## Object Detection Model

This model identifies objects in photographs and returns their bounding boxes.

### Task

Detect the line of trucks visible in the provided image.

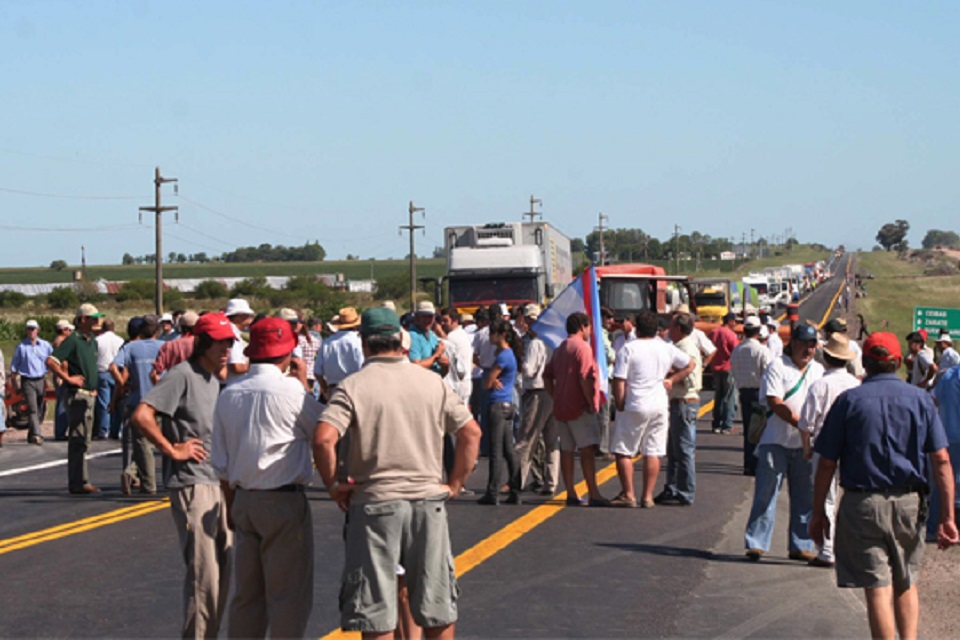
[443,218,835,339]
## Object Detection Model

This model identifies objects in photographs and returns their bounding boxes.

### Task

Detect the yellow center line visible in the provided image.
[0,499,169,556]
[321,402,715,640]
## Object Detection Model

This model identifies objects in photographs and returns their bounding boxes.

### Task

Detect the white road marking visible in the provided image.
[0,448,121,478]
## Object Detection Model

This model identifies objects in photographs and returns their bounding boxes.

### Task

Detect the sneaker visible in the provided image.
[610,494,637,508]
[504,492,522,505]
[788,550,817,562]
[808,556,835,568]
[477,493,499,506]
[539,487,556,496]
[587,497,611,507]
[654,491,679,505]
[712,427,722,434]
[745,549,763,561]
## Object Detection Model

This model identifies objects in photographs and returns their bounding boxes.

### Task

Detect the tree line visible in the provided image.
[120,241,326,265]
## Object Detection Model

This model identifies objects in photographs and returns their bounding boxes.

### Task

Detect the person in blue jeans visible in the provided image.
[929,365,960,541]
[478,319,523,506]
[744,324,824,561]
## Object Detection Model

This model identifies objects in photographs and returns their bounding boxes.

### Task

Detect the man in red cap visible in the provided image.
[131,312,236,638]
[211,317,323,638]
[812,332,958,639]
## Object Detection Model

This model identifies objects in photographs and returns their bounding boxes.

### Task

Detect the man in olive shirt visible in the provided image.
[315,308,481,636]
[47,303,104,494]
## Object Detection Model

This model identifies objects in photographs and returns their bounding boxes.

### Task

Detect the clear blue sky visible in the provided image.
[2,1,958,268]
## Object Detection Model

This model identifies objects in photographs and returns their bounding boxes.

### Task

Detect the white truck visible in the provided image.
[444,221,573,313]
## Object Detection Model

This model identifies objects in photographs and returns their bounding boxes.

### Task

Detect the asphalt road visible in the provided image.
[0,259,873,639]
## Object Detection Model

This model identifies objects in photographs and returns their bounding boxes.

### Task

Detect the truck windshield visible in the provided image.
[694,292,726,307]
[449,276,538,305]
[603,281,651,312]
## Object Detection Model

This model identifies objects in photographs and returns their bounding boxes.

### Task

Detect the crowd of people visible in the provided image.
[2,291,960,640]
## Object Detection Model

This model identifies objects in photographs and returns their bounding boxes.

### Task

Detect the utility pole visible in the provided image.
[595,213,609,265]
[139,167,178,314]
[400,201,425,312]
[81,245,86,279]
[674,224,681,274]
[524,195,542,224]
[750,228,756,259]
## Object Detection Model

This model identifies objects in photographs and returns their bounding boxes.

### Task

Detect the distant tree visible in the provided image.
[47,286,78,309]
[876,220,910,251]
[922,229,960,250]
[346,254,359,261]
[194,280,228,300]
[121,253,135,265]
[432,246,446,259]
[49,260,68,271]
[570,238,586,254]
[176,253,188,264]
[191,252,210,264]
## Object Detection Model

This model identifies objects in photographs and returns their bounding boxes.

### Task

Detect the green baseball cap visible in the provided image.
[361,307,401,336]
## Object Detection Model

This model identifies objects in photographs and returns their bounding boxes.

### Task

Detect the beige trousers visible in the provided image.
[170,484,233,639]
[517,389,560,492]
[227,489,314,638]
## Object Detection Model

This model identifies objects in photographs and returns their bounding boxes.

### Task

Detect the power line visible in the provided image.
[177,223,238,248]
[0,185,144,200]
[177,194,307,242]
[0,223,145,233]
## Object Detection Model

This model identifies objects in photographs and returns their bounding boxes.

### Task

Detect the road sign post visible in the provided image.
[914,306,960,340]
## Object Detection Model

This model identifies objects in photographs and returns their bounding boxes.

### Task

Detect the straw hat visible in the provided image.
[823,333,856,361]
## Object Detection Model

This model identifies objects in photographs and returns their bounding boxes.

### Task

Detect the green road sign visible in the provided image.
[914,306,960,340]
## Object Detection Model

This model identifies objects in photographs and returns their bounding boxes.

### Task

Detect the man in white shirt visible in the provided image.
[515,305,559,494]
[907,331,937,389]
[655,313,703,506]
[936,333,959,377]
[610,310,694,508]
[744,324,824,561]
[798,333,859,568]
[314,307,364,402]
[94,319,125,439]
[438,308,474,407]
[211,317,323,637]
[730,316,773,476]
[766,317,785,359]
[224,298,254,381]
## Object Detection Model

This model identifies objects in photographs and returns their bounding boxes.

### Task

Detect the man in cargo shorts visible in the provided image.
[314,307,481,636]
[812,332,959,639]
[543,312,609,507]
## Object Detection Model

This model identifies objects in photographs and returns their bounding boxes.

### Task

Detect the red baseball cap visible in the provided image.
[244,317,297,360]
[193,312,236,341]
[863,331,902,361]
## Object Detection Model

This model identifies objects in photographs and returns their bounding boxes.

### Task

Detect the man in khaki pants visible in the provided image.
[212,317,323,638]
[132,312,236,638]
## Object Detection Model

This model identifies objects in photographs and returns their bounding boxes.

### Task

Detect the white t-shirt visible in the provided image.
[613,338,691,412]
[758,355,824,449]
[692,328,717,358]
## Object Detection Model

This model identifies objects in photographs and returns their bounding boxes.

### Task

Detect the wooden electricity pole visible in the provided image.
[139,167,178,314]
[400,201,425,312]
[524,195,542,223]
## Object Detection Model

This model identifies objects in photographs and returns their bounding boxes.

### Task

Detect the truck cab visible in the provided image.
[594,264,692,320]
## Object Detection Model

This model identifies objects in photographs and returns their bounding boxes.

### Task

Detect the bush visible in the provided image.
[116,279,154,302]
[0,290,28,308]
[47,286,79,309]
[230,277,269,299]
[194,280,228,300]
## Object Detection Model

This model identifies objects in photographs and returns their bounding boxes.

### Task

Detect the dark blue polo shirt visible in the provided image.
[815,373,948,490]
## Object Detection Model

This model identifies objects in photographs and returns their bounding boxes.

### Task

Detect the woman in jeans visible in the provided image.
[478,318,524,505]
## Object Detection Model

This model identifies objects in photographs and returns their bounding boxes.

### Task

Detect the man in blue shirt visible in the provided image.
[929,362,960,541]
[113,315,165,494]
[11,319,53,445]
[408,301,449,376]
[812,332,958,640]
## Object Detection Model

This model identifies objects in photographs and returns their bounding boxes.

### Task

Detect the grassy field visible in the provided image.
[0,258,447,285]
[855,251,960,346]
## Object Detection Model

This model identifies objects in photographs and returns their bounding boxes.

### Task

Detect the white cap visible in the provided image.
[759,326,770,339]
[744,316,761,329]
[416,301,436,315]
[939,334,953,344]
[278,307,299,322]
[380,300,397,312]
[25,319,39,329]
[766,317,779,329]
[225,298,254,317]
[160,313,174,323]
